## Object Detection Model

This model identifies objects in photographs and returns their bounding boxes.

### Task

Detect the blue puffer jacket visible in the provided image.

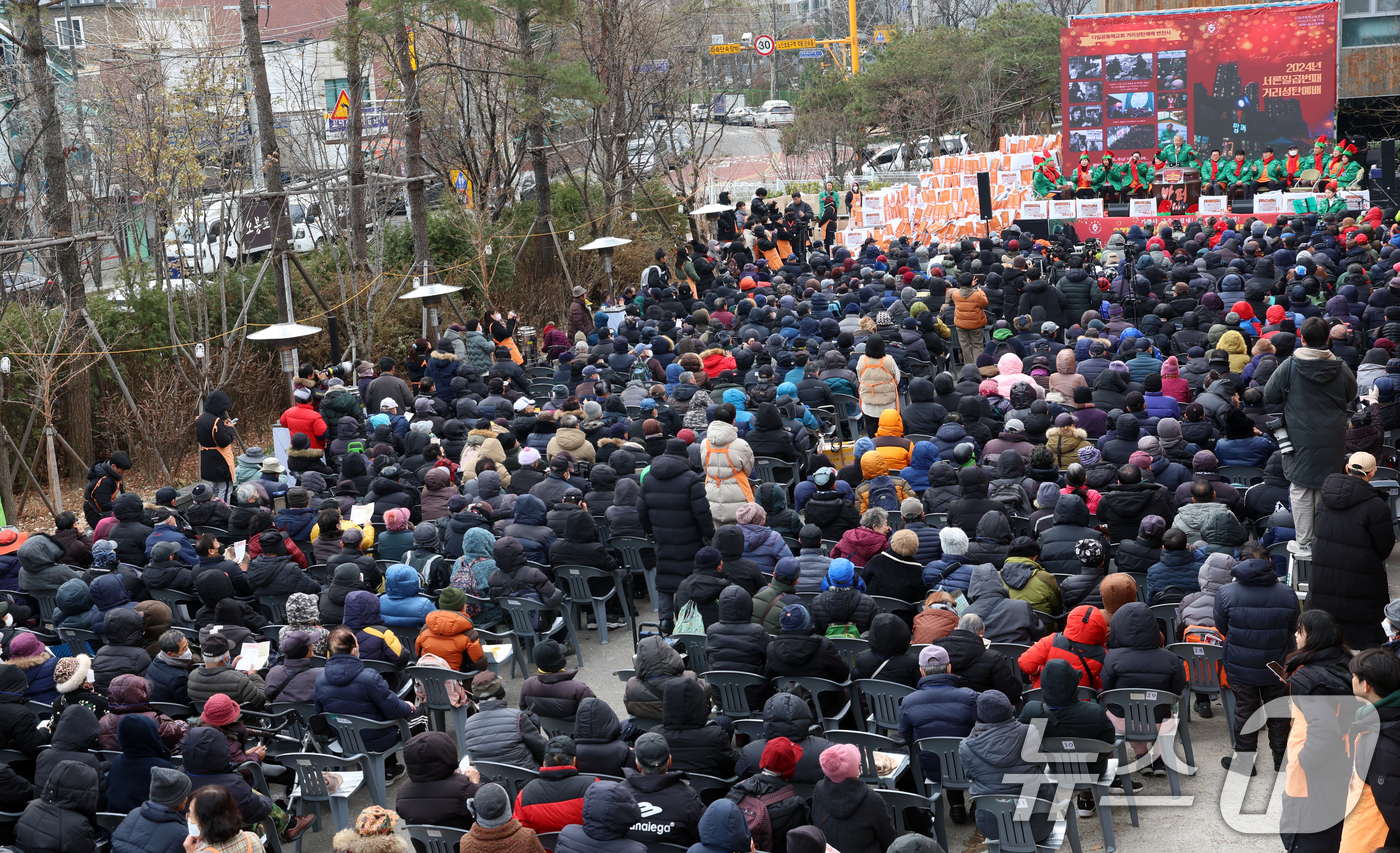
[312,653,415,751]
[738,523,791,572]
[341,591,411,667]
[378,564,435,627]
[923,555,974,594]
[900,441,941,491]
[898,673,978,782]
[112,801,187,853]
[902,521,943,566]
[1213,435,1277,468]
[87,574,136,642]
[555,781,646,853]
[1213,558,1300,686]
[274,506,318,547]
[1144,549,1202,603]
[685,800,752,853]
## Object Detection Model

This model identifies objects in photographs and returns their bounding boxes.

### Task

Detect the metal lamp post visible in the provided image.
[398,282,463,344]
[689,202,731,243]
[247,321,322,404]
[578,236,632,300]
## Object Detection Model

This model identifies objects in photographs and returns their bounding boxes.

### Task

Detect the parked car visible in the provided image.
[729,106,756,127]
[754,103,795,128]
[689,103,710,121]
[0,272,54,306]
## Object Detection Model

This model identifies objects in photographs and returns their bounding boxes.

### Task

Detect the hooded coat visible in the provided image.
[657,678,739,776]
[33,704,104,797]
[379,563,436,626]
[1263,350,1356,489]
[97,673,183,750]
[14,759,98,853]
[91,608,151,692]
[1100,603,1187,696]
[1018,604,1108,688]
[902,378,948,436]
[1000,557,1062,616]
[1214,558,1300,686]
[637,448,714,595]
[625,636,704,721]
[1036,496,1107,575]
[701,422,755,526]
[180,726,270,825]
[1308,472,1395,648]
[811,775,897,853]
[853,613,919,686]
[18,534,80,593]
[964,566,1036,644]
[964,511,1012,569]
[706,586,770,676]
[573,698,632,778]
[395,730,479,830]
[736,690,840,786]
[555,782,646,853]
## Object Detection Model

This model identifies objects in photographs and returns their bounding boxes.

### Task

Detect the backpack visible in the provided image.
[825,622,861,639]
[735,787,797,852]
[864,476,900,512]
[450,557,488,618]
[988,478,1030,513]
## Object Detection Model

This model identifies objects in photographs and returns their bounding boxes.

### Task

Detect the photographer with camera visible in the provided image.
[1262,316,1356,560]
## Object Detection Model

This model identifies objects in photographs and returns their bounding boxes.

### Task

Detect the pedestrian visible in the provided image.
[1308,451,1396,649]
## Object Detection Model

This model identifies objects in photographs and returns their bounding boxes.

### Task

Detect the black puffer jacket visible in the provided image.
[1100,603,1186,696]
[706,586,771,674]
[1310,472,1397,649]
[810,584,878,635]
[852,613,920,687]
[555,781,646,853]
[91,608,151,692]
[764,631,851,716]
[902,378,948,436]
[1096,482,1173,543]
[964,510,1012,569]
[812,777,897,853]
[395,730,478,830]
[736,692,836,783]
[932,627,1023,701]
[33,705,104,798]
[636,448,713,595]
[14,759,98,853]
[654,678,738,776]
[1058,267,1096,321]
[573,697,632,778]
[1215,558,1300,686]
[246,551,320,596]
[1036,495,1106,575]
[108,493,153,566]
[192,567,265,629]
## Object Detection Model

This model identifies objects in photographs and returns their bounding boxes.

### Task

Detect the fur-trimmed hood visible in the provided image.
[330,830,411,853]
[9,649,52,670]
[56,653,91,693]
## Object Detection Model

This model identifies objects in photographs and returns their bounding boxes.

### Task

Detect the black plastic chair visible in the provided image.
[854,678,913,736]
[671,634,709,673]
[406,824,467,853]
[611,536,660,617]
[770,675,851,729]
[970,794,1070,853]
[701,670,767,718]
[913,735,970,852]
[684,772,737,804]
[1097,688,1192,798]
[1169,642,1236,749]
[501,596,583,668]
[148,588,202,629]
[258,594,290,625]
[473,760,540,798]
[827,729,910,788]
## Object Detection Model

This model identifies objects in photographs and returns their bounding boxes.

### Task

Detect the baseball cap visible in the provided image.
[918,645,950,669]
[1348,451,1378,477]
[545,735,576,757]
[634,732,671,768]
[812,467,837,487]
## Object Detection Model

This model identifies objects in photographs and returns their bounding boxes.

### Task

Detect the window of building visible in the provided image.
[324,78,371,111]
[56,17,83,47]
[1343,0,1400,47]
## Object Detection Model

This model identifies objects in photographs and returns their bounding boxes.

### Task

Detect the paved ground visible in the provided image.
[291,544,1400,853]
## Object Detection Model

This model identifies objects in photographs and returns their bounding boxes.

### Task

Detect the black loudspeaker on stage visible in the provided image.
[977,172,993,221]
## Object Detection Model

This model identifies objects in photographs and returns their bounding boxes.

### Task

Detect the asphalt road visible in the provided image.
[291,547,1393,853]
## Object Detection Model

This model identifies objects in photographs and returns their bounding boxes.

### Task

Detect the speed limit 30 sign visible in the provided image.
[754,34,775,55]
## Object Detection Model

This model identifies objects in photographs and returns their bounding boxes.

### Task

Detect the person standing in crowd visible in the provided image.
[1308,451,1396,649]
[1263,316,1355,557]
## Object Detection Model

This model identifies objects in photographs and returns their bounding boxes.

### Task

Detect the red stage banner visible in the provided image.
[1054,212,1286,239]
[1062,3,1338,160]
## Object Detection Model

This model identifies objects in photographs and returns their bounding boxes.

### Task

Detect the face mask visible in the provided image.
[1384,618,1395,638]
[187,821,201,838]
[2,614,11,627]
[176,648,193,661]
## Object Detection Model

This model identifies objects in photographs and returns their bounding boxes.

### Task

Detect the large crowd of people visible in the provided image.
[2,197,1400,853]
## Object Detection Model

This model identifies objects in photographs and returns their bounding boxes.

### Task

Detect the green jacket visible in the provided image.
[1116,161,1153,190]
[1158,143,1200,168]
[1033,168,1069,198]
[1335,161,1361,187]
[1320,196,1349,214]
[1259,158,1286,183]
[1090,163,1121,192]
[1001,557,1062,616]
[751,579,800,634]
[1225,160,1257,186]
[817,190,838,218]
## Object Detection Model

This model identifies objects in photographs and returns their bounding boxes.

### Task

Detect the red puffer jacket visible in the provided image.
[1017,604,1108,689]
[279,402,328,449]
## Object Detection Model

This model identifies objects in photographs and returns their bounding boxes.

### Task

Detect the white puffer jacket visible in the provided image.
[702,421,754,526]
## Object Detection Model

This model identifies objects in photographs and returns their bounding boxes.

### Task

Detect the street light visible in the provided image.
[578,236,632,299]
[398,281,462,343]
[689,202,731,242]
[247,321,321,403]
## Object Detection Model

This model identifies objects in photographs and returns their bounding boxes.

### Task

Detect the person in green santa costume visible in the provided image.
[1091,151,1123,201]
[1118,151,1153,198]
[1327,142,1361,190]
[1032,151,1073,199]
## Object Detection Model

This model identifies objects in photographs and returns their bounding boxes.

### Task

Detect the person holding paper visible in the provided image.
[1119,151,1153,198]
[1031,152,1072,199]
[185,632,266,711]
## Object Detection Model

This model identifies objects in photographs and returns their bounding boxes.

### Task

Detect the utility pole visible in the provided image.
[344,0,369,270]
[238,0,290,328]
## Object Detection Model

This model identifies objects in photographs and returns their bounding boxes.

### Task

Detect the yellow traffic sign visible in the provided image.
[874,29,889,44]
[776,38,816,50]
[709,43,742,55]
[329,89,351,120]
